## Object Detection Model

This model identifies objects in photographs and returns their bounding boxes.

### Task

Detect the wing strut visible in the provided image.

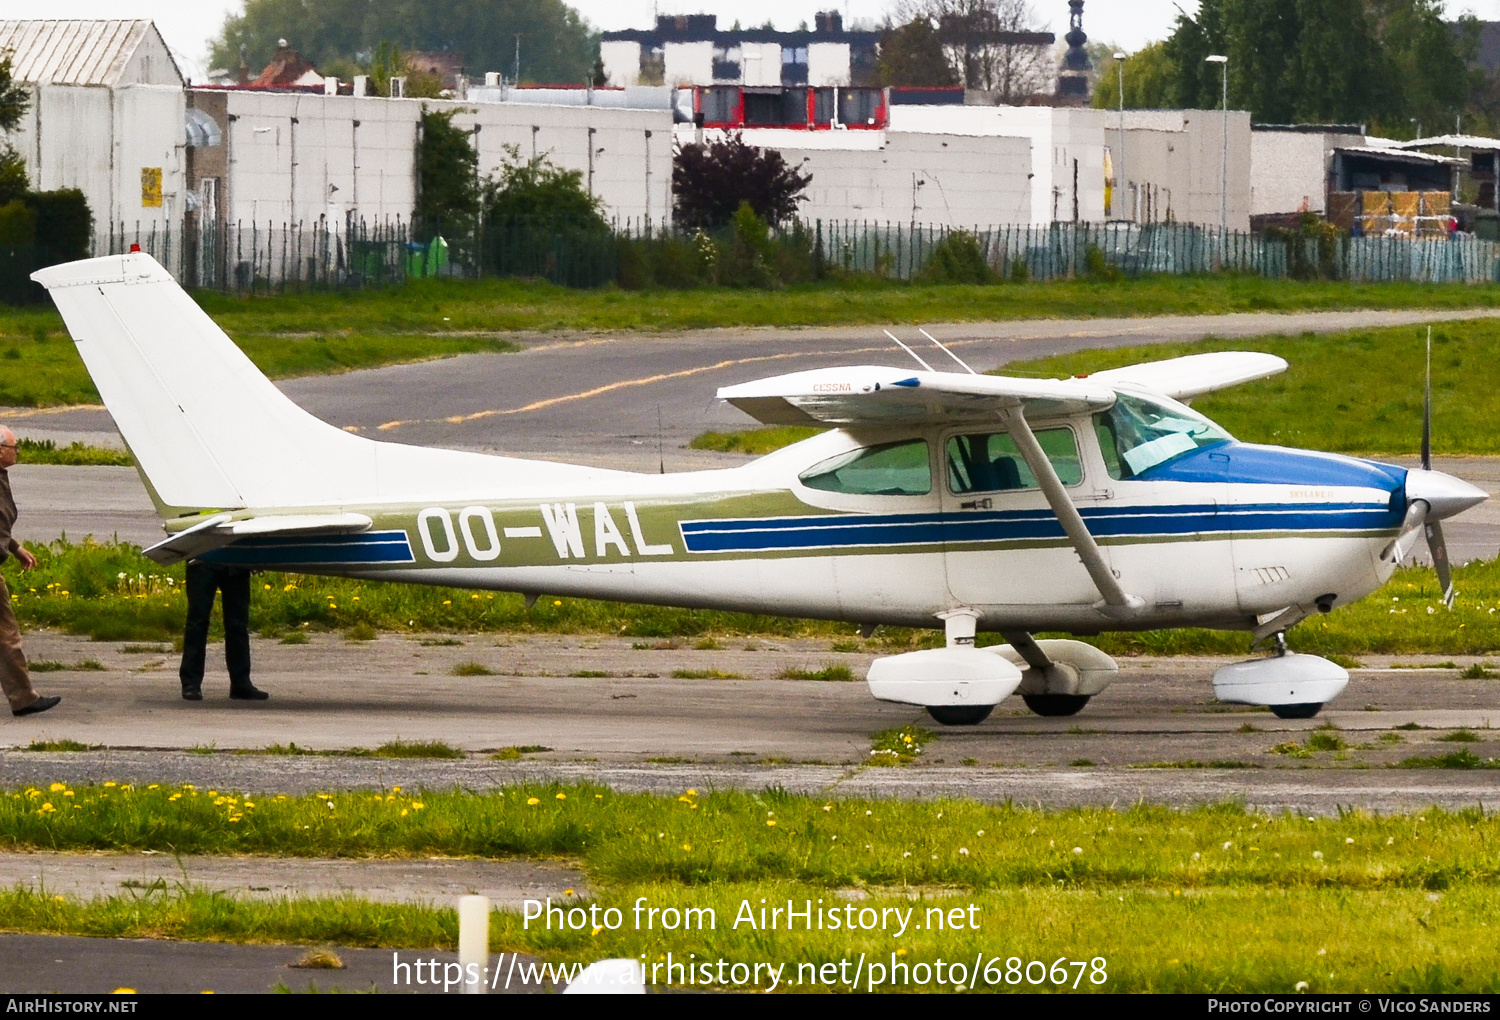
[999,405,1145,618]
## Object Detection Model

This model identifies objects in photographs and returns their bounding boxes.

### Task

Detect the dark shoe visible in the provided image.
[229,685,269,701]
[13,695,60,717]
[181,686,202,701]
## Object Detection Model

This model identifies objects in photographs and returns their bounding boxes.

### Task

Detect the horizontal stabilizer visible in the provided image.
[717,366,1116,426]
[1086,352,1287,402]
[144,512,373,566]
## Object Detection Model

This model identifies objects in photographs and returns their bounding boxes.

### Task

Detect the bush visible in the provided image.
[0,199,35,246]
[24,189,91,268]
[1263,213,1344,281]
[918,230,992,284]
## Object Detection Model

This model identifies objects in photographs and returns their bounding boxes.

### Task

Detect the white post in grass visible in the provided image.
[458,895,491,994]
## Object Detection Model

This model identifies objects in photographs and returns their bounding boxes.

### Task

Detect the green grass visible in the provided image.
[868,724,933,766]
[779,664,856,682]
[22,739,94,752]
[670,669,744,679]
[16,439,132,467]
[8,539,1500,655]
[690,426,825,456]
[450,662,496,676]
[1438,729,1483,743]
[1459,663,1496,679]
[370,740,464,759]
[0,311,517,407]
[3,785,1500,991]
[26,659,104,672]
[182,275,1500,335]
[1397,750,1500,769]
[1133,760,1263,769]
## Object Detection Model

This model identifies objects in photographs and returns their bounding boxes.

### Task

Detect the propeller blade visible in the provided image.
[1424,518,1454,608]
[1422,327,1432,472]
[1382,499,1428,563]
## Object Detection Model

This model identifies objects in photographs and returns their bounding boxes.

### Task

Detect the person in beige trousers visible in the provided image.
[0,427,59,717]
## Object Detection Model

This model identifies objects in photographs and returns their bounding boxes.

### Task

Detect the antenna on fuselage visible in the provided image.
[883,330,935,371]
[918,328,978,375]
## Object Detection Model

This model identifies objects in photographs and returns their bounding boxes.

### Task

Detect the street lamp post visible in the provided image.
[1115,51,1126,221]
[1206,54,1228,235]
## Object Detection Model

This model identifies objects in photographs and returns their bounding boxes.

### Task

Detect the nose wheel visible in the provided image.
[926,705,994,726]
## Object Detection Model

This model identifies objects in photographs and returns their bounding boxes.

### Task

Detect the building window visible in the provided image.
[782,45,808,85]
[712,45,741,81]
[640,45,665,85]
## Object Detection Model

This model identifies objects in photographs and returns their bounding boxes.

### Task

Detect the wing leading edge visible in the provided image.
[717,366,1117,426]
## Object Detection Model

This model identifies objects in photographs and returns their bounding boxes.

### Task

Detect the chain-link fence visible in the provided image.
[70,216,1500,296]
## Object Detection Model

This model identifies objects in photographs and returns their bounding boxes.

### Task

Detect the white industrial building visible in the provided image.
[186,89,674,229]
[0,20,187,234]
[1249,124,1368,217]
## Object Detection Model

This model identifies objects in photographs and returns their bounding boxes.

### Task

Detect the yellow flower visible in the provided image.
[527,797,540,806]
[39,803,54,813]
[168,793,181,801]
[685,789,697,796]
[48,783,64,792]
[555,793,566,801]
[243,802,255,809]
[63,791,73,798]
[682,844,692,851]
[443,600,451,605]
[411,802,424,810]
[553,600,562,606]
[147,784,159,790]
[766,820,777,827]
[103,781,116,788]
[392,786,401,793]
[401,809,409,817]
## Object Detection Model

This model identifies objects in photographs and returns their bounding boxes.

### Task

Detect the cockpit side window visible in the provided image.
[799,439,932,496]
[947,428,1082,494]
[1094,391,1232,479]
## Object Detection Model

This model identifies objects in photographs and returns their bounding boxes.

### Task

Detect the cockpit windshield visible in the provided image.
[1093,391,1232,479]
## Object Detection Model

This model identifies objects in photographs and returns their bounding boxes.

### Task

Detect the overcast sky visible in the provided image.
[26,0,1500,82]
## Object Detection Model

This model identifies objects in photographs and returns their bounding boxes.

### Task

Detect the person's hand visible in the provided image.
[15,546,36,571]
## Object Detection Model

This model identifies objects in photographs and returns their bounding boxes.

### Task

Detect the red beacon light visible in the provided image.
[129,244,141,253]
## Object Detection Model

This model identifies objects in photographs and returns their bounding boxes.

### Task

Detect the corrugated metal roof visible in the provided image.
[0,20,161,86]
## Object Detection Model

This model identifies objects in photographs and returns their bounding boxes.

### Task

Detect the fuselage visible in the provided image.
[199,399,1408,636]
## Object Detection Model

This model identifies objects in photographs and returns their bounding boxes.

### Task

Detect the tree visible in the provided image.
[1090,42,1176,110]
[673,136,811,229]
[877,18,959,87]
[415,108,479,233]
[0,54,31,207]
[483,146,605,226]
[1160,0,1468,130]
[897,0,1051,100]
[209,0,596,85]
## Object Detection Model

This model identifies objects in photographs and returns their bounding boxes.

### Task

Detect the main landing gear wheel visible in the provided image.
[1022,694,1091,717]
[925,705,995,726]
[1269,703,1324,720]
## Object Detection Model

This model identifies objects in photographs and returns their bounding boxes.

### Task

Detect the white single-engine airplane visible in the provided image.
[34,254,1488,724]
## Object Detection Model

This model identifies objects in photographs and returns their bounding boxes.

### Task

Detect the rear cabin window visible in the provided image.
[1094,391,1231,479]
[799,440,932,496]
[947,428,1082,494]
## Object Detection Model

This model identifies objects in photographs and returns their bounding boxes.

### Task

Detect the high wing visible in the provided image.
[1085,352,1288,402]
[717,366,1117,426]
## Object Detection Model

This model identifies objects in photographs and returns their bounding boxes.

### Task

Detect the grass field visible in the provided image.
[8,539,1500,654]
[694,319,1500,458]
[1,786,1497,992]
[0,273,1497,407]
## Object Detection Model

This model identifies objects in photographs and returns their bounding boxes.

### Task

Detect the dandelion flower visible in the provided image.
[1313,851,1324,859]
[556,793,566,800]
[766,820,777,827]
[527,797,540,806]
[1073,847,1083,854]
[48,783,64,792]
[959,848,969,855]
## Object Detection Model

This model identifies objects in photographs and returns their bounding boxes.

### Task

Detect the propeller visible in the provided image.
[1382,328,1485,608]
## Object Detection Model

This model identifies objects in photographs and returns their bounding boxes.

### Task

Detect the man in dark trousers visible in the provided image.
[180,559,267,701]
[0,427,59,717]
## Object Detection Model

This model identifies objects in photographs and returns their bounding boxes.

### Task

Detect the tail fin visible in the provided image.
[32,253,611,515]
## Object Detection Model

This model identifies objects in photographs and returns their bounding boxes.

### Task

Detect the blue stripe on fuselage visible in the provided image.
[201,530,415,567]
[679,501,1400,554]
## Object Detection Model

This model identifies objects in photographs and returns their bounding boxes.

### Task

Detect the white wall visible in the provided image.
[600,41,641,87]
[217,91,674,226]
[807,42,851,86]
[776,132,1033,227]
[1250,130,1362,216]
[664,41,712,86]
[741,44,782,87]
[9,82,184,233]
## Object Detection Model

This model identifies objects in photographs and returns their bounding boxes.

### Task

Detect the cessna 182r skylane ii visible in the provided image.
[34,253,1488,724]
